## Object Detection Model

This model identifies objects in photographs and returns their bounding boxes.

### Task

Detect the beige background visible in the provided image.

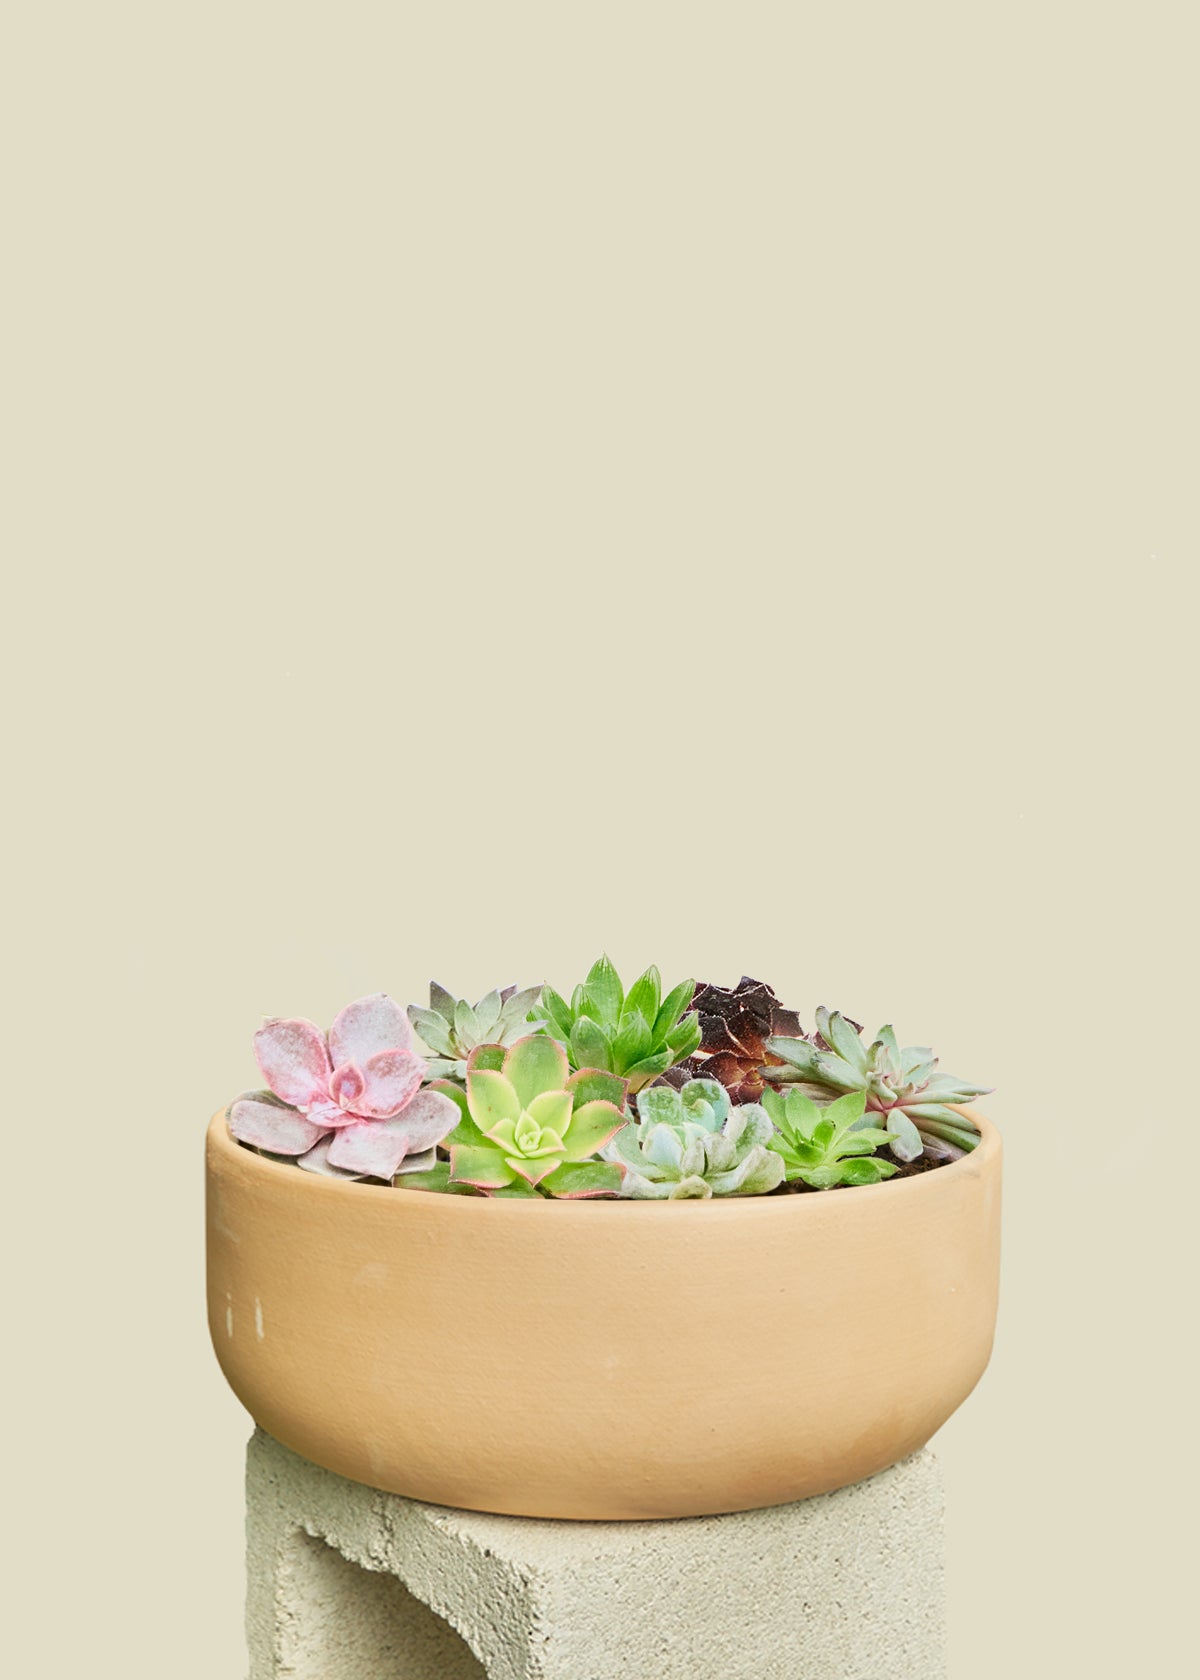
[4,4,1195,1676]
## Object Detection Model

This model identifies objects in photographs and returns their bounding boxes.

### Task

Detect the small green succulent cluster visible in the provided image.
[765,1008,990,1160]
[603,1078,784,1199]
[531,956,702,1092]
[761,1088,897,1188]
[407,983,545,1081]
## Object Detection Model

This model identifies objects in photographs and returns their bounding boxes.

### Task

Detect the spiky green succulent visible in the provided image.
[407,982,545,1081]
[762,1087,897,1189]
[603,1078,784,1198]
[435,1035,628,1198]
[764,1008,991,1160]
[531,955,702,1092]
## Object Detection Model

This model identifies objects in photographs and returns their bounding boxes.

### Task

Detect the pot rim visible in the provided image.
[207,1103,999,1214]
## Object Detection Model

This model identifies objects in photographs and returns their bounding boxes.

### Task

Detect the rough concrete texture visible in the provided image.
[246,1428,946,1679]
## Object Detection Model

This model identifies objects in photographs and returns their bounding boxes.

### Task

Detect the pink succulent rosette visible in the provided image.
[229,993,458,1179]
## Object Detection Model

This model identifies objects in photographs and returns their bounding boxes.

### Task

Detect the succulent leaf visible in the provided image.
[406,1006,456,1057]
[874,1023,901,1062]
[612,1008,653,1069]
[294,1134,365,1179]
[537,1160,626,1199]
[664,1014,703,1056]
[467,992,497,1040]
[539,985,574,1039]
[397,1160,481,1195]
[466,1069,522,1130]
[570,1016,613,1072]
[654,977,695,1037]
[525,1088,574,1138]
[623,966,661,1030]
[466,1043,507,1074]
[496,984,545,1036]
[505,1034,570,1108]
[453,998,480,1046]
[329,993,416,1066]
[584,954,625,1024]
[680,1077,730,1129]
[506,1152,561,1187]
[565,1067,629,1110]
[707,1146,786,1197]
[886,1109,925,1162]
[822,1011,871,1075]
[763,1036,821,1075]
[450,1143,518,1189]
[812,1052,866,1092]
[783,1087,821,1141]
[327,1098,458,1177]
[839,1157,899,1186]
[623,1049,674,1083]
[561,1099,626,1160]
[229,1097,326,1155]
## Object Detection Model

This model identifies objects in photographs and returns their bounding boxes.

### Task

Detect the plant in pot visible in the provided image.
[207,956,1001,1519]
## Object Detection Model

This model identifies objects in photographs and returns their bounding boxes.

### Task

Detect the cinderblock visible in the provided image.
[246,1429,945,1679]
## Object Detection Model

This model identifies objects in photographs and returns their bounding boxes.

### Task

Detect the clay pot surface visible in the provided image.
[206,1105,1001,1519]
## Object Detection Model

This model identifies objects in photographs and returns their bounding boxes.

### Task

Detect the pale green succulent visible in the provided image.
[764,1007,991,1160]
[435,1036,628,1198]
[762,1087,898,1189]
[603,1078,784,1199]
[407,982,545,1081]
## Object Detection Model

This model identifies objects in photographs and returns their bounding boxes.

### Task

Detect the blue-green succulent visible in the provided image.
[764,1009,991,1160]
[603,1078,784,1198]
[407,982,545,1081]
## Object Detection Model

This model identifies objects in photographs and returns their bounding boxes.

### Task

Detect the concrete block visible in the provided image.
[246,1428,945,1679]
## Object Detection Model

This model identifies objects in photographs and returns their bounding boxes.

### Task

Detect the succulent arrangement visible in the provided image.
[226,960,991,1199]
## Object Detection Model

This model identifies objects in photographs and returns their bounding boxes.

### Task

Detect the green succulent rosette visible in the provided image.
[531,955,702,1092]
[434,1035,628,1198]
[762,1087,898,1189]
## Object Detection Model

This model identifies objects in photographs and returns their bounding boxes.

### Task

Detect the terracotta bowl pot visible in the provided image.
[206,1105,1001,1520]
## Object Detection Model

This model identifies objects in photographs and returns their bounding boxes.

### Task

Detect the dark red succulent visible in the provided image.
[658,976,808,1104]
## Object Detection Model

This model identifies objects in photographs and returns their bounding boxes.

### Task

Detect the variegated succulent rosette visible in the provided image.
[226,959,992,1199]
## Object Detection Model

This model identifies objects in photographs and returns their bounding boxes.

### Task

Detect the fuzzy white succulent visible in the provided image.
[407,983,546,1081]
[603,1078,784,1199]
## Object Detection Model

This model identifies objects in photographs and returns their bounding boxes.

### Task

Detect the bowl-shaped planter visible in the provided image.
[206,1106,1001,1520]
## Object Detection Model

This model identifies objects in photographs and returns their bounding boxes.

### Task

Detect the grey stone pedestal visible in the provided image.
[246,1429,945,1679]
